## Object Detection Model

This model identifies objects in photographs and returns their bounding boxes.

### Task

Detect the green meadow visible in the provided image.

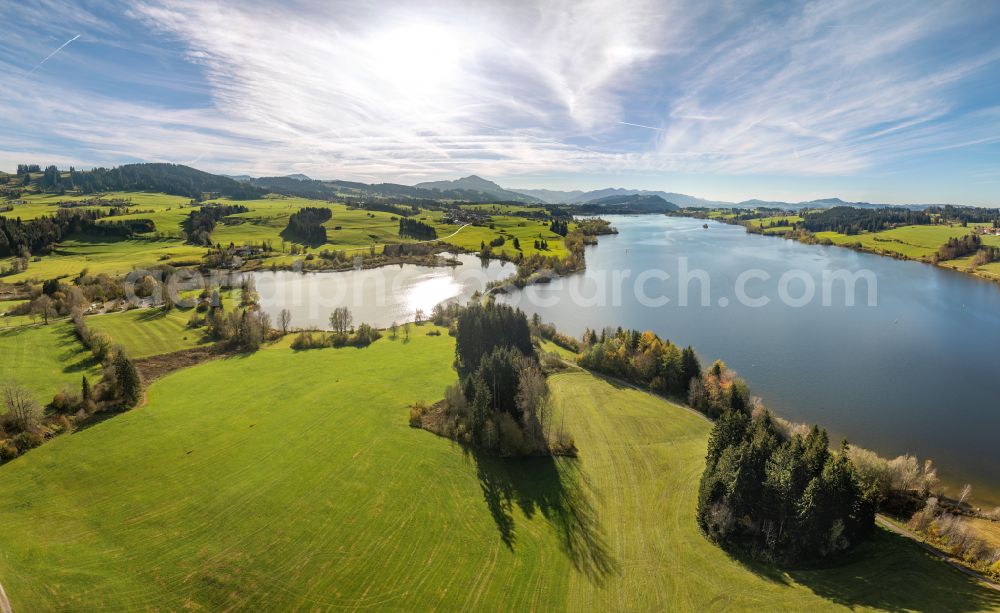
[2,236,206,283]
[0,329,996,610]
[85,307,207,359]
[2,192,572,283]
[84,291,239,359]
[0,322,101,402]
[746,214,803,235]
[815,225,988,260]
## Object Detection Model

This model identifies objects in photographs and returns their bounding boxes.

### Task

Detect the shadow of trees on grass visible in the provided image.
[55,324,100,374]
[471,451,620,586]
[729,529,1000,612]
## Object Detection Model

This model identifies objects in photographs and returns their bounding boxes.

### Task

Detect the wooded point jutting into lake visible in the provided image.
[2,1,1000,611]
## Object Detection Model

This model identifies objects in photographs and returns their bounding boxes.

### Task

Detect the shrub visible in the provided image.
[291,329,326,350]
[409,402,428,428]
[12,431,43,453]
[352,323,381,347]
[0,441,18,462]
[49,390,80,414]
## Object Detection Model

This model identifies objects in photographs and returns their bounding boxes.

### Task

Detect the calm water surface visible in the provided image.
[499,216,1000,506]
[253,254,514,329]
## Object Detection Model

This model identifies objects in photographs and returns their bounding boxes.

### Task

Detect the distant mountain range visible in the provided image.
[510,186,721,208]
[221,169,955,211]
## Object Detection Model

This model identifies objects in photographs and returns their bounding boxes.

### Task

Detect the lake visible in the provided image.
[254,254,515,330]
[498,215,1000,506]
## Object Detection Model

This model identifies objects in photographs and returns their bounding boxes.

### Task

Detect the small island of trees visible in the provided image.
[410,301,574,456]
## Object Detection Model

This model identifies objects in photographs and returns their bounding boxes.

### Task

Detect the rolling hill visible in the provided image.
[416,175,544,203]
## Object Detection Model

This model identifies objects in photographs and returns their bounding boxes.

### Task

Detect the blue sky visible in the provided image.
[2,0,999,205]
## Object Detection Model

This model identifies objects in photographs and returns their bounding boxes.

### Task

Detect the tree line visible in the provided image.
[800,206,931,235]
[570,324,879,563]
[934,233,993,262]
[14,162,265,200]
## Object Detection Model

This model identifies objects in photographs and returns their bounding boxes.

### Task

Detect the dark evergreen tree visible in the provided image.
[454,302,533,379]
[113,350,142,408]
[697,411,875,563]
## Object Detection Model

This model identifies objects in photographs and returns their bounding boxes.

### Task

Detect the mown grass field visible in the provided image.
[0,322,101,403]
[84,290,238,359]
[0,329,995,610]
[85,307,207,359]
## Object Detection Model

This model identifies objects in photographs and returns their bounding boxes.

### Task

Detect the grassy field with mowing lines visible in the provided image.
[84,290,239,359]
[85,307,208,359]
[0,330,996,610]
[0,322,101,403]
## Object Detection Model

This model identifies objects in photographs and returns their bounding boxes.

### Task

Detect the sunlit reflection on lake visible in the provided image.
[251,254,515,329]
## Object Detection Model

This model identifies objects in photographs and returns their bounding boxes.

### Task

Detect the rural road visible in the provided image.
[876,515,1000,592]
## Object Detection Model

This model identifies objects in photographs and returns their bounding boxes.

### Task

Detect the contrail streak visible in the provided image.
[618,121,664,132]
[29,34,81,74]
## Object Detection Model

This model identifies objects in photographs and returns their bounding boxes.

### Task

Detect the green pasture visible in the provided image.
[0,322,101,403]
[0,331,995,610]
[814,225,995,260]
[2,236,205,283]
[86,307,206,359]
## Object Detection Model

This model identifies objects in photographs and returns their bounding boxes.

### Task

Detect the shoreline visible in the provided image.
[693,212,1000,286]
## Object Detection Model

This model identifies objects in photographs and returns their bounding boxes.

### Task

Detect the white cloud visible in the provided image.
[652,0,1000,174]
[0,0,997,184]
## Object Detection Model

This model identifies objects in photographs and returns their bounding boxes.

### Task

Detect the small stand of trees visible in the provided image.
[412,302,573,456]
[578,328,701,399]
[934,233,992,262]
[549,219,569,236]
[398,218,437,240]
[281,207,332,246]
[290,307,381,349]
[697,405,876,563]
[184,204,250,245]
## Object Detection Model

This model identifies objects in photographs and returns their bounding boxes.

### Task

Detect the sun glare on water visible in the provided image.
[405,274,462,316]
